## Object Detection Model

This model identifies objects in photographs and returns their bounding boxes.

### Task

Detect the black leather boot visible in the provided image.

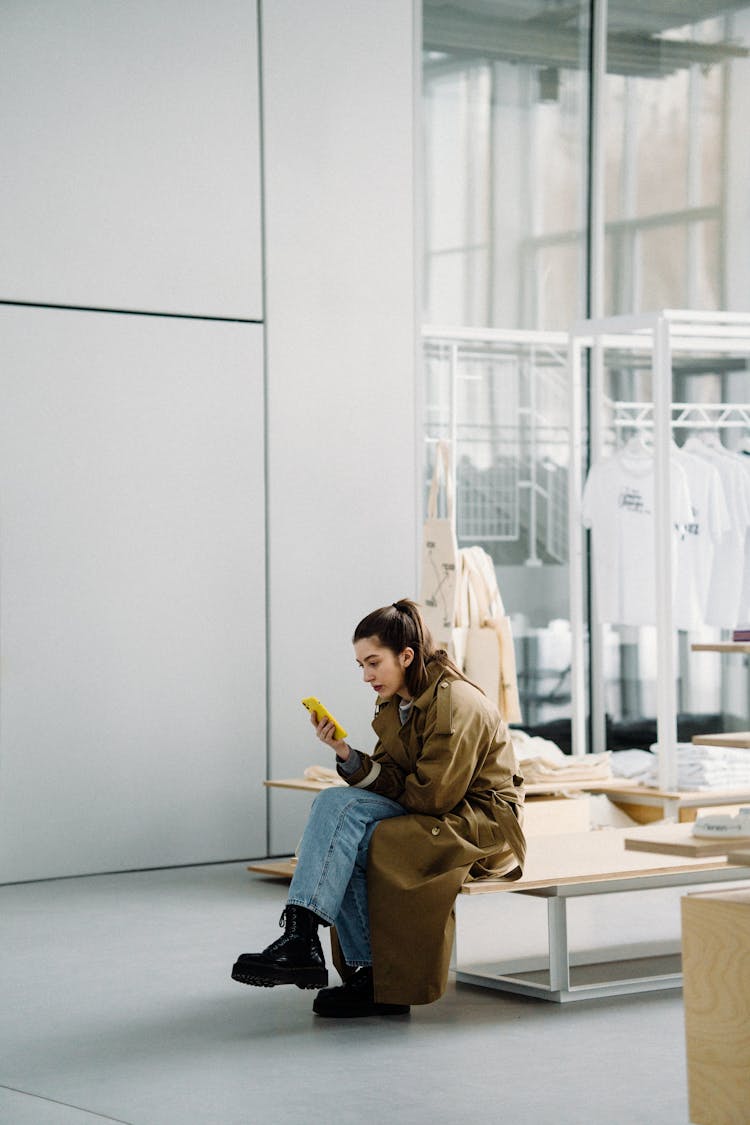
[231,905,328,990]
[313,967,410,1018]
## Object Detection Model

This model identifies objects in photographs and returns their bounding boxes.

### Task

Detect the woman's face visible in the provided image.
[354,635,414,701]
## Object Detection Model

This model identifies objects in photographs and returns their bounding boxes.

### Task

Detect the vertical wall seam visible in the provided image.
[414,0,425,593]
[256,0,272,858]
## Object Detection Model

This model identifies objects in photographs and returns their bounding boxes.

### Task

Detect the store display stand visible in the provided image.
[568,310,750,790]
[691,640,750,749]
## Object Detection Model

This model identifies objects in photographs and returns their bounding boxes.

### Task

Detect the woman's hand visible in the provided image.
[310,711,350,760]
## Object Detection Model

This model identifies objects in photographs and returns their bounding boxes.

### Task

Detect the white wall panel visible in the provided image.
[0,308,266,881]
[261,1,420,853]
[0,0,262,319]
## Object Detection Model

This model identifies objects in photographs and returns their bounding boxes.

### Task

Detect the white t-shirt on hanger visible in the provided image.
[582,449,693,627]
[728,450,750,628]
[683,436,750,627]
[671,446,730,629]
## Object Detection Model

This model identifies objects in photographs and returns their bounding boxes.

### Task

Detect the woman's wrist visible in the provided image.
[335,742,351,762]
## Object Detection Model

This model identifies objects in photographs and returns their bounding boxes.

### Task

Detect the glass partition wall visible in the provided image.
[423,1,590,331]
[423,0,750,746]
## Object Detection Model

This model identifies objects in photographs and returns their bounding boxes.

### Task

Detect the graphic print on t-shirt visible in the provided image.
[680,506,700,540]
[618,487,650,515]
[682,436,750,627]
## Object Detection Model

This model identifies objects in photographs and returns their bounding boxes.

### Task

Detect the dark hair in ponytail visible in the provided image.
[352,598,472,698]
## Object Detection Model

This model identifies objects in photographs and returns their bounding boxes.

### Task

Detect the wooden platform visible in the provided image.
[248,825,749,889]
[265,775,750,804]
[263,775,630,797]
[691,642,750,653]
[623,822,750,859]
[588,781,750,806]
[263,775,599,837]
[691,731,750,749]
[247,857,297,879]
[264,777,343,792]
[587,781,750,823]
[461,824,748,894]
[263,775,750,835]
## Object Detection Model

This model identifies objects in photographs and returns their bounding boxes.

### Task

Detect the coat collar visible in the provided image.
[373,658,449,721]
[412,658,450,710]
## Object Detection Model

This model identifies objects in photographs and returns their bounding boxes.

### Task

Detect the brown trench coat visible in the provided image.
[332,661,526,1006]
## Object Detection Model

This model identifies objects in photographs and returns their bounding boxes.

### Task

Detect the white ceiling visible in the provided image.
[424,1,750,77]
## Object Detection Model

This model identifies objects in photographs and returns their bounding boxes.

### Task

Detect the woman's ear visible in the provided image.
[401,647,414,668]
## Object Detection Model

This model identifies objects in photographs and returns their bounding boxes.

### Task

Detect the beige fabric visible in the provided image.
[518,752,612,785]
[453,545,522,722]
[302,764,346,786]
[510,730,613,784]
[420,441,460,652]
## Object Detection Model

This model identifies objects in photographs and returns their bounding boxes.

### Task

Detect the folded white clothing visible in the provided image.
[610,749,655,780]
[674,766,750,781]
[644,769,750,790]
[649,741,750,766]
[642,739,750,789]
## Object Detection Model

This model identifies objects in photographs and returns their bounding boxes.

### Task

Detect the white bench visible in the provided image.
[454,824,750,1003]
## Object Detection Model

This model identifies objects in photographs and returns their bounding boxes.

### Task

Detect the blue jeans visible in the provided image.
[286,786,407,967]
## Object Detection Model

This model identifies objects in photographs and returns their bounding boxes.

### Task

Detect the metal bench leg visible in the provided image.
[547,896,570,994]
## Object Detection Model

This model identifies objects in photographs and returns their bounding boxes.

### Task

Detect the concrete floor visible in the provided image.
[0,861,697,1125]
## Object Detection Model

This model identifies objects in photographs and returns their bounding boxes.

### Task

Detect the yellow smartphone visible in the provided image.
[301,696,348,741]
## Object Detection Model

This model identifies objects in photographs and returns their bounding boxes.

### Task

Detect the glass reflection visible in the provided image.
[423,0,590,330]
[422,1,750,744]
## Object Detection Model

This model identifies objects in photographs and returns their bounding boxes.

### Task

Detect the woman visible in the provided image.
[231,598,526,1018]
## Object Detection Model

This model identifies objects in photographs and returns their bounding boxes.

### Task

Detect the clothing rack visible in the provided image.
[610,401,750,431]
[568,310,750,790]
[422,326,568,563]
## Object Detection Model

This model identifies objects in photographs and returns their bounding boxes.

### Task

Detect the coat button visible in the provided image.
[431,826,440,836]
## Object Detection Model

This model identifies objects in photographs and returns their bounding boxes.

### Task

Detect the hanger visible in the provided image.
[621,431,653,458]
[695,428,724,451]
